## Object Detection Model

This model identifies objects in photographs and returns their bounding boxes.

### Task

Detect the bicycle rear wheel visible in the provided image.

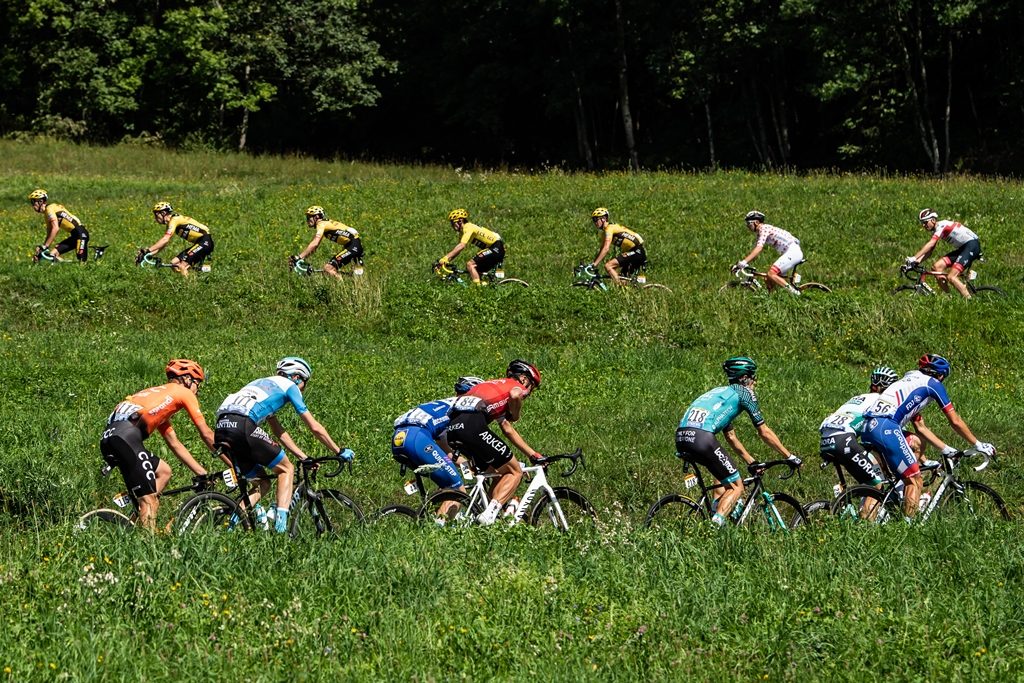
[892,285,926,295]
[643,494,708,531]
[76,508,134,532]
[372,504,421,527]
[529,487,597,531]
[290,489,364,538]
[829,486,900,524]
[969,285,1005,298]
[941,481,1010,520]
[745,492,807,531]
[173,492,240,533]
[497,278,529,288]
[640,283,673,292]
[419,489,477,527]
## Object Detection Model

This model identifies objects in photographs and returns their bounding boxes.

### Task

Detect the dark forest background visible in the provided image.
[3,0,1023,172]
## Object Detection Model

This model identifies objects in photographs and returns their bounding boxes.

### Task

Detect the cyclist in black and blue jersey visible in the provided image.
[676,357,801,527]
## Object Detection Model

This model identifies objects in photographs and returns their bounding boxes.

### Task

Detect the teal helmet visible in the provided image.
[722,356,758,383]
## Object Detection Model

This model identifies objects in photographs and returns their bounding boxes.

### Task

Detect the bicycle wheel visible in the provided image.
[529,487,597,531]
[641,283,673,293]
[419,489,477,527]
[969,285,1005,298]
[497,278,529,288]
[892,285,926,295]
[829,486,901,524]
[745,492,807,531]
[290,489,364,538]
[797,282,831,294]
[173,492,240,533]
[802,499,834,524]
[941,481,1011,520]
[372,504,421,527]
[643,494,708,531]
[76,508,134,532]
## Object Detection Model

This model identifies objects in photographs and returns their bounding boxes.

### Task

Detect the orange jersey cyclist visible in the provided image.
[906,209,982,299]
[138,201,214,277]
[437,208,505,285]
[588,207,646,284]
[291,205,365,278]
[733,210,803,295]
[99,360,219,531]
[27,189,91,262]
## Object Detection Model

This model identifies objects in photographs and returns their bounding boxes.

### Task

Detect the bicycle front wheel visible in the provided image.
[76,508,134,532]
[797,282,831,295]
[372,504,421,527]
[173,492,240,533]
[892,284,926,295]
[497,278,530,288]
[745,492,807,531]
[829,486,900,524]
[529,487,597,531]
[290,489,364,538]
[941,481,1010,520]
[643,494,708,531]
[641,283,673,292]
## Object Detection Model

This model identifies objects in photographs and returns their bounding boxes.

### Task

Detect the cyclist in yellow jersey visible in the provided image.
[138,202,215,278]
[437,208,505,284]
[290,206,365,278]
[28,189,91,262]
[588,207,646,284]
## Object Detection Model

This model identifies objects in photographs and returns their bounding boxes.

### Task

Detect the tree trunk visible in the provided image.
[704,100,717,170]
[613,0,639,171]
[943,37,953,173]
[238,64,250,152]
[895,6,940,171]
[565,25,594,170]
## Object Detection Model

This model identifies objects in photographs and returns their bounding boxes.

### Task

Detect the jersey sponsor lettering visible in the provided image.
[217,375,308,424]
[864,371,951,427]
[679,384,764,433]
[819,393,881,433]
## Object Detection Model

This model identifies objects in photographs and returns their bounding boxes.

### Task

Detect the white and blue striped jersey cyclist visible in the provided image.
[861,354,995,518]
[215,357,353,533]
[392,376,483,491]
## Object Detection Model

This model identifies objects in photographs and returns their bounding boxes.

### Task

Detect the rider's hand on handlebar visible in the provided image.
[748,461,767,475]
[338,447,355,463]
[974,441,996,457]
[786,454,803,468]
[941,444,958,457]
[731,260,748,275]
[136,248,148,265]
[904,256,919,268]
[528,452,544,463]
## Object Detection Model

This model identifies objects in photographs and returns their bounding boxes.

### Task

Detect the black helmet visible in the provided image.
[506,359,541,388]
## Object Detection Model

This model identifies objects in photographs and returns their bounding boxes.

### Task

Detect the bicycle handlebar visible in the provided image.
[535,448,584,478]
[756,459,801,480]
[299,454,353,478]
[949,447,992,473]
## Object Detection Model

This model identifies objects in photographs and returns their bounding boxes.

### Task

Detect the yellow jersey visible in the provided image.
[599,222,643,251]
[166,215,211,243]
[44,203,83,232]
[313,219,360,246]
[459,222,501,248]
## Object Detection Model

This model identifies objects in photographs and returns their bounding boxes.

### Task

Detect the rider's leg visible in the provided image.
[946,264,972,299]
[714,478,744,524]
[604,258,623,284]
[466,258,481,283]
[931,256,952,293]
[138,460,172,531]
[271,455,295,532]
[902,470,923,518]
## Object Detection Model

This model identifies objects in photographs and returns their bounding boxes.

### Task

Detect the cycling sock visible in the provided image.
[274,507,289,533]
[711,513,727,527]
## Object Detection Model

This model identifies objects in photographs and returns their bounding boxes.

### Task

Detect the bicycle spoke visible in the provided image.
[173,492,239,534]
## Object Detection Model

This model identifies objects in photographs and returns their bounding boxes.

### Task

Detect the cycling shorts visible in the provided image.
[614,245,648,276]
[55,225,90,261]
[214,414,285,478]
[176,234,214,266]
[819,429,884,486]
[770,243,803,276]
[391,426,462,489]
[445,409,512,471]
[940,238,981,273]
[329,238,365,269]
[860,418,920,480]
[675,427,740,484]
[99,420,161,497]
[470,240,505,273]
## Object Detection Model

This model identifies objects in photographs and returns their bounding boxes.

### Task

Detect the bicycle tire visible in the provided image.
[802,499,833,523]
[643,493,707,531]
[797,282,831,294]
[892,285,925,295]
[941,481,1011,520]
[829,485,901,524]
[969,285,1005,298]
[641,283,673,292]
[496,278,529,288]
[529,487,597,531]
[417,489,478,526]
[173,492,240,533]
[76,508,134,532]
[745,492,807,531]
[290,489,364,538]
[372,504,421,526]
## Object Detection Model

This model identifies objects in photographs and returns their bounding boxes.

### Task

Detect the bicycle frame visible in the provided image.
[459,461,561,525]
[898,262,981,295]
[683,458,800,528]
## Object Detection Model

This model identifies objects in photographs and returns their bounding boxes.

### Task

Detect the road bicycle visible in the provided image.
[644,458,806,532]
[432,261,529,287]
[718,260,831,295]
[571,262,672,292]
[137,251,212,273]
[175,453,364,536]
[893,261,1004,297]
[76,465,236,532]
[34,244,108,263]
[828,448,1009,523]
[372,452,476,525]
[415,449,596,530]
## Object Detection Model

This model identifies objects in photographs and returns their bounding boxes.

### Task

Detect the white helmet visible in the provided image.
[918,209,938,223]
[276,356,312,382]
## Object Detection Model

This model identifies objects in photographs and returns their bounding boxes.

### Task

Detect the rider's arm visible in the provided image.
[505,386,525,422]
[943,406,981,446]
[147,231,173,254]
[498,419,541,460]
[911,414,948,452]
[912,236,939,262]
[42,216,61,250]
[441,241,466,264]
[721,427,756,466]
[740,243,763,265]
[298,233,323,260]
[592,235,612,266]
[160,426,208,476]
[179,392,216,451]
[299,410,342,455]
[266,415,311,461]
[755,423,792,459]
[437,433,455,456]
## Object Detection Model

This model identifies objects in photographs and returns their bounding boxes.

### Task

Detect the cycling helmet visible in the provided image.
[448,208,469,222]
[152,201,173,214]
[28,189,48,202]
[918,208,938,223]
[870,366,899,390]
[454,376,484,395]
[591,207,610,219]
[276,356,312,382]
[165,359,205,382]
[506,359,541,388]
[744,210,766,223]
[722,356,758,383]
[918,354,950,380]
[305,205,326,220]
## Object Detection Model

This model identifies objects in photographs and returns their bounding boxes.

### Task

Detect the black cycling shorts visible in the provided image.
[55,225,90,261]
[328,238,364,268]
[471,240,505,273]
[99,419,161,497]
[675,427,739,484]
[445,409,513,470]
[943,238,981,273]
[614,245,647,275]
[176,234,214,266]
[214,414,284,477]
[819,429,883,486]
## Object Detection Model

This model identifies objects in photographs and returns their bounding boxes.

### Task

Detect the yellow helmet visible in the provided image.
[305,205,326,220]
[591,207,610,219]
[152,201,173,213]
[448,208,469,222]
[28,189,48,202]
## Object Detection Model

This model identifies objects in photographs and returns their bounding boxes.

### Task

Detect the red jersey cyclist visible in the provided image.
[445,359,543,525]
[290,206,365,278]
[99,360,220,531]
[732,210,803,295]
[436,209,505,285]
[137,202,214,278]
[588,207,647,285]
[28,189,91,262]
[906,209,982,299]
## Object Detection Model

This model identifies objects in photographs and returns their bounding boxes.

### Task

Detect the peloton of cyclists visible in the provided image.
[905,209,983,299]
[435,209,505,285]
[732,210,804,295]
[28,189,92,263]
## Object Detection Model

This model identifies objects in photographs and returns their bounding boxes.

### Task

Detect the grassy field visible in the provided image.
[1,139,1022,680]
